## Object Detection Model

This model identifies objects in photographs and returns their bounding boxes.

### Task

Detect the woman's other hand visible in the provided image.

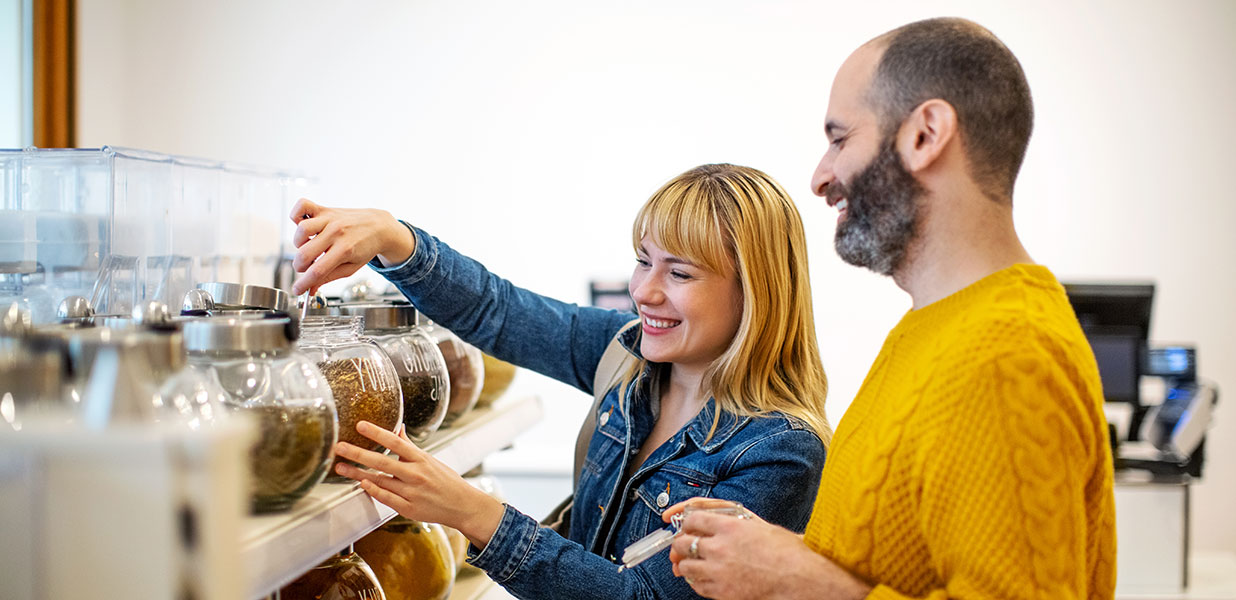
[289,198,415,295]
[332,421,506,550]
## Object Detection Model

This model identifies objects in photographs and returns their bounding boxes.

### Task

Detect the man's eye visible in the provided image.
[830,136,847,148]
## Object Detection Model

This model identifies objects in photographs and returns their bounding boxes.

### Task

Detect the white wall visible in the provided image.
[76,0,1236,552]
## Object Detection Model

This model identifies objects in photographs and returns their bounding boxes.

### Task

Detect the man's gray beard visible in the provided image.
[833,140,922,276]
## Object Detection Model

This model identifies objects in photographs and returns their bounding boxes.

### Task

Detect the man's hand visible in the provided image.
[664,502,872,600]
[289,198,415,295]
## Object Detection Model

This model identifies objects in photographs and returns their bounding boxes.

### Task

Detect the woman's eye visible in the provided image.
[635,257,650,268]
[670,270,692,281]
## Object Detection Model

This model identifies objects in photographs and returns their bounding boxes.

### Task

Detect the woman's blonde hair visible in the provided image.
[627,163,831,446]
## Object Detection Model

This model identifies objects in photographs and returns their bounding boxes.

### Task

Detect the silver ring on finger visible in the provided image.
[688,535,700,559]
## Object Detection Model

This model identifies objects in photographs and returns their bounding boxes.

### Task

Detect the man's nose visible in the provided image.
[811,152,835,198]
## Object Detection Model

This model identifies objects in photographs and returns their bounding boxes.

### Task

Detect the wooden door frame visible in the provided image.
[33,0,74,148]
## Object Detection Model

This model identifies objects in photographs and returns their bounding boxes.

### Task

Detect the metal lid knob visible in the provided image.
[132,301,173,328]
[182,288,216,315]
[57,296,95,320]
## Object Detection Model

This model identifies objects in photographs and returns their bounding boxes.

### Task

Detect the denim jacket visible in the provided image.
[370,224,827,600]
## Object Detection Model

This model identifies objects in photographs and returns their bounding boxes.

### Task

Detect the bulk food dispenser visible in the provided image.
[0,146,313,325]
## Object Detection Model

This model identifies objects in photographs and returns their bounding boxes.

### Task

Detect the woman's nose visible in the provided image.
[629,274,662,307]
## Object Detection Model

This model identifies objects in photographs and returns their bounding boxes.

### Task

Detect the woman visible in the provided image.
[289,163,830,600]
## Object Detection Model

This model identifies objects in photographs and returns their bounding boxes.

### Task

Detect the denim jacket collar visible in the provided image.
[686,399,748,453]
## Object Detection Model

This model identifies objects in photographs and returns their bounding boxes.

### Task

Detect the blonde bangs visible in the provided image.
[632,178,735,276]
[622,164,832,447]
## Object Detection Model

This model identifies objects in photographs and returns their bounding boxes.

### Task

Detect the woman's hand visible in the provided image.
[332,421,507,549]
[288,198,416,295]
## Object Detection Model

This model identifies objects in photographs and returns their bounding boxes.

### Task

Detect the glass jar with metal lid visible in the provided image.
[1,304,70,430]
[33,300,229,430]
[335,302,450,444]
[183,316,337,512]
[297,315,402,482]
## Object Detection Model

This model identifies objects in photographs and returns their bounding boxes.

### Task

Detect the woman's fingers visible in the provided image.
[292,215,328,248]
[289,198,320,223]
[334,440,409,476]
[358,477,415,515]
[356,420,424,461]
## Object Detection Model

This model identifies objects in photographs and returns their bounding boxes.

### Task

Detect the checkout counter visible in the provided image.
[1064,283,1221,597]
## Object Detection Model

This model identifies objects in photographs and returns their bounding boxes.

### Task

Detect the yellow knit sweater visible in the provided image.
[803,264,1116,599]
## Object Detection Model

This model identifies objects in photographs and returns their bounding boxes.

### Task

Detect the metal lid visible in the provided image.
[182,316,297,353]
[196,282,291,312]
[65,326,187,378]
[334,302,419,331]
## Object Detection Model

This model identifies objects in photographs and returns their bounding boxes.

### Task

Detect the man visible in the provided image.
[664,17,1116,600]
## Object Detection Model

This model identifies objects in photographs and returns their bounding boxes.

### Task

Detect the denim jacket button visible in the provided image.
[656,492,669,508]
[599,411,610,427]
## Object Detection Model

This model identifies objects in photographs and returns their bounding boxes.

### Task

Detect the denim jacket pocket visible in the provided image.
[629,464,717,542]
[581,399,627,478]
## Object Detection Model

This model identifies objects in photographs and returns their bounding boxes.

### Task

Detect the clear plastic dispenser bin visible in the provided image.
[0,146,315,326]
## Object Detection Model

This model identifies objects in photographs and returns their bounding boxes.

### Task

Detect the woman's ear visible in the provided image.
[896,99,958,174]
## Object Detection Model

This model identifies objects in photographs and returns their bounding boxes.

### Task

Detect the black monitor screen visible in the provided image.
[1063,281,1155,406]
[1088,334,1140,404]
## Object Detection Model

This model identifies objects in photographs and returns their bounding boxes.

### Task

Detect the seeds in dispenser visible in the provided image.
[317,357,402,476]
[400,374,445,442]
[249,402,336,513]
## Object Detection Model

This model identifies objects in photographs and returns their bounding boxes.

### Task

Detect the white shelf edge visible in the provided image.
[241,394,543,599]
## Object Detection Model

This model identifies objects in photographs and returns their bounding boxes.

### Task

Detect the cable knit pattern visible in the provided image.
[802,264,1116,599]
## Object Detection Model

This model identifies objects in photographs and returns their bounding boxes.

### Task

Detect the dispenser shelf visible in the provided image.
[241,394,543,599]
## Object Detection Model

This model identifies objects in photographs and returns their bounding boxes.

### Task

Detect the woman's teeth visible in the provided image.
[644,317,681,329]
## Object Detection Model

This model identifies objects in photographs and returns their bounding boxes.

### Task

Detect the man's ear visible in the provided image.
[896,99,958,173]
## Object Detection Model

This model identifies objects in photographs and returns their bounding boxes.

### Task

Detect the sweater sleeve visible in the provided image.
[878,349,1099,600]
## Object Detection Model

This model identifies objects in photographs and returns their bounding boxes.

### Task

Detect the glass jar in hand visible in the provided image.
[298,315,402,482]
[183,316,337,512]
[336,303,450,444]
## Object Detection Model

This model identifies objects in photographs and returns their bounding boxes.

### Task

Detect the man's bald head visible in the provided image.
[864,18,1033,201]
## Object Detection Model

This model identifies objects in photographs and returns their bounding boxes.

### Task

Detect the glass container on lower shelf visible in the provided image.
[298,315,402,482]
[353,517,455,600]
[183,316,337,513]
[422,322,483,426]
[336,303,450,444]
[278,549,386,600]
